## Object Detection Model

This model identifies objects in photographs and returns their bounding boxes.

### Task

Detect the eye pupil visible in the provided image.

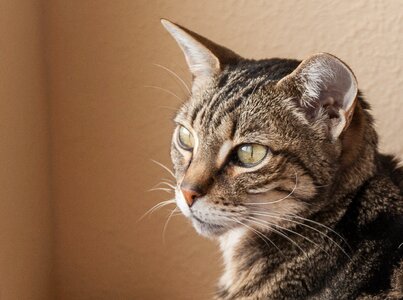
[236,144,268,167]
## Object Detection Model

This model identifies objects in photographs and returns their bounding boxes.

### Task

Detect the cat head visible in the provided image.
[161,19,359,237]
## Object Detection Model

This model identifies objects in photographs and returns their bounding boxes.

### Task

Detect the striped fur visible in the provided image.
[162,20,403,299]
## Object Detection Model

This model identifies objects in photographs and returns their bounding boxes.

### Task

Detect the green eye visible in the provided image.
[236,144,268,167]
[178,126,194,150]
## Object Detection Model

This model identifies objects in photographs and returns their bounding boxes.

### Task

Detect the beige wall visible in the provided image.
[48,1,402,299]
[1,1,402,299]
[0,0,53,299]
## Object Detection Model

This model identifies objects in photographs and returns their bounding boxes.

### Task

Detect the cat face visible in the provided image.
[162,20,358,237]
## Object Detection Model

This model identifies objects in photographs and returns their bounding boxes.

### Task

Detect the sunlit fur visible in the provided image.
[163,20,403,299]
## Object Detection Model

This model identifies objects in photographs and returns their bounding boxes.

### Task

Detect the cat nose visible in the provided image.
[180,184,204,207]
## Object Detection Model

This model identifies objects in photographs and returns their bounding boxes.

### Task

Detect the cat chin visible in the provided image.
[191,217,228,238]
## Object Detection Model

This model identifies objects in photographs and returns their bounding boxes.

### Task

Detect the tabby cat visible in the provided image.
[160,19,403,299]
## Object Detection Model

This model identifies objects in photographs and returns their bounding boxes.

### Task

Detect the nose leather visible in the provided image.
[181,186,203,207]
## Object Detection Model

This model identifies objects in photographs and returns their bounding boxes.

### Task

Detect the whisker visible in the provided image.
[153,63,191,95]
[227,217,284,256]
[151,181,176,189]
[283,212,352,253]
[150,159,175,178]
[247,217,310,260]
[249,211,347,255]
[266,210,350,251]
[248,216,331,258]
[251,211,340,246]
[247,169,298,205]
[148,187,174,194]
[137,199,175,222]
[161,181,176,188]
[144,85,184,102]
[157,105,179,111]
[248,209,352,256]
[162,207,179,245]
[161,178,175,184]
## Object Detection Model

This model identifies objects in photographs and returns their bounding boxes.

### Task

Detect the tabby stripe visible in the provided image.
[229,117,238,140]
[200,69,251,124]
[271,149,317,184]
[190,101,205,126]
[210,77,269,130]
[206,78,257,130]
[193,69,250,126]
[207,69,256,115]
[248,175,289,195]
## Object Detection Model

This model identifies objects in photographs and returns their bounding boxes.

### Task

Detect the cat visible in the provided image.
[160,19,403,299]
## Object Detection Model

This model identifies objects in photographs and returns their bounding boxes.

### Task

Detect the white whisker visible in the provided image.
[157,105,179,111]
[161,178,175,183]
[247,209,352,255]
[247,170,298,205]
[249,210,351,260]
[248,216,331,257]
[150,159,175,178]
[153,63,191,95]
[148,187,174,194]
[227,217,284,256]
[137,199,175,222]
[151,181,176,189]
[144,85,184,102]
[266,210,350,251]
[162,207,179,245]
[247,217,310,260]
[161,179,175,185]
[283,212,352,252]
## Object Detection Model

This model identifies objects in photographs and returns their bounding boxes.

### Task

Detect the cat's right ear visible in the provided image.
[161,19,240,91]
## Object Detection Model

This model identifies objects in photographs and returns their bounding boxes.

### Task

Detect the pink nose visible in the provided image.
[181,186,203,207]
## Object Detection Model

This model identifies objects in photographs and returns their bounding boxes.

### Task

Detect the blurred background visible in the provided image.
[0,0,402,299]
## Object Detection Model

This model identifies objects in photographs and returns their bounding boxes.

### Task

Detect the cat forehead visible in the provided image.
[175,87,287,144]
[174,59,305,140]
[178,85,265,132]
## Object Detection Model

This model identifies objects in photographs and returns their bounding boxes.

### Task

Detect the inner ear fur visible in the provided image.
[278,53,358,139]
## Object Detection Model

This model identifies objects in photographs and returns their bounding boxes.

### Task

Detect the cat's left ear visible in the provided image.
[161,19,240,91]
[278,53,358,140]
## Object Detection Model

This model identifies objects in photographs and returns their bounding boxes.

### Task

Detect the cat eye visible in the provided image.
[177,125,194,150]
[236,144,268,167]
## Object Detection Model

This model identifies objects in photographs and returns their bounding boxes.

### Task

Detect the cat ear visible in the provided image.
[278,53,358,140]
[161,19,240,90]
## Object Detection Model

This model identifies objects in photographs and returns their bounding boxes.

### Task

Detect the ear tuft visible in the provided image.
[279,53,358,139]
